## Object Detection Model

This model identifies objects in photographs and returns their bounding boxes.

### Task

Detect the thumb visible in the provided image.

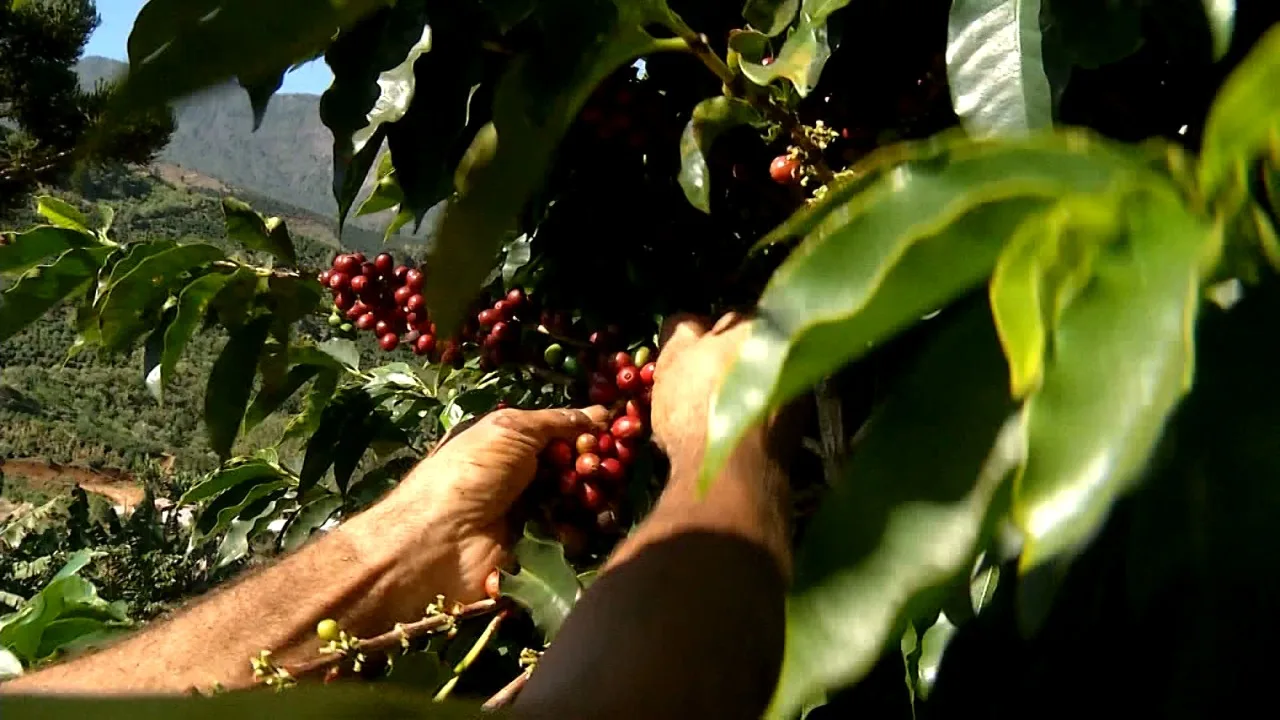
[497,406,609,446]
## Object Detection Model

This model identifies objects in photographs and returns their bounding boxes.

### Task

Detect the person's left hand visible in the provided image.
[348,407,606,617]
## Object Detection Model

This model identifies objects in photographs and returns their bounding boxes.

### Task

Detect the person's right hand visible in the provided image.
[650,313,759,476]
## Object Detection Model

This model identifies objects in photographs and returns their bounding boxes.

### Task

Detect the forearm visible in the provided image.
[4,493,456,695]
[516,430,791,719]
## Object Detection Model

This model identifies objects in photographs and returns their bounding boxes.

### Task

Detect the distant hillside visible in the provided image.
[75,56,435,242]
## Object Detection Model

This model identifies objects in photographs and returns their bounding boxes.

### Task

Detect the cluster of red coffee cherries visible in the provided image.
[319,252,434,353]
[536,348,657,522]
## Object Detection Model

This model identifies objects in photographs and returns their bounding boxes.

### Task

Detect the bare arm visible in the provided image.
[4,407,605,695]
[515,314,794,720]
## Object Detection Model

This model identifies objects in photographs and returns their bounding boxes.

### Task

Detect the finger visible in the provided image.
[493,406,607,445]
[658,314,710,363]
[710,311,748,335]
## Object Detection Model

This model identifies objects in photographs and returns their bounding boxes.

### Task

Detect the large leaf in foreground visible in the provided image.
[768,306,1018,719]
[115,0,390,115]
[424,0,662,332]
[737,0,851,96]
[98,244,224,352]
[0,226,96,277]
[501,531,582,644]
[701,134,1155,489]
[205,315,273,459]
[1012,188,1215,572]
[0,247,111,344]
[1199,23,1280,198]
[946,0,1053,137]
[678,97,764,213]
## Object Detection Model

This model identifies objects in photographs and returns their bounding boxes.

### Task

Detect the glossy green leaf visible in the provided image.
[244,364,322,433]
[35,618,125,660]
[35,196,90,233]
[215,499,279,568]
[143,304,177,403]
[989,197,1114,398]
[222,198,297,265]
[678,97,765,213]
[703,134,1155,490]
[317,338,360,371]
[946,0,1053,137]
[100,241,177,292]
[744,0,799,36]
[158,272,234,398]
[1013,188,1213,571]
[299,390,375,494]
[114,0,391,116]
[1201,0,1235,60]
[355,156,404,217]
[384,13,483,224]
[501,531,582,644]
[193,480,289,544]
[1040,0,1143,75]
[425,0,663,332]
[98,244,224,352]
[768,306,1019,719]
[179,460,285,506]
[1199,24,1280,198]
[281,495,343,552]
[916,613,958,701]
[5,685,483,720]
[0,247,112,344]
[205,315,273,459]
[321,1,430,226]
[283,367,341,442]
[502,234,533,286]
[0,226,96,277]
[737,0,850,96]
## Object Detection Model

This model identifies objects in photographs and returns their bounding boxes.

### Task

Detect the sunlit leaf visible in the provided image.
[222,198,297,265]
[0,227,96,277]
[158,272,233,398]
[501,531,582,644]
[768,306,1019,719]
[98,244,224,352]
[1201,0,1235,60]
[0,247,112,344]
[1012,188,1215,573]
[946,0,1053,137]
[702,134,1155,490]
[281,495,343,552]
[35,196,90,233]
[737,0,851,96]
[1199,24,1280,198]
[180,460,286,506]
[744,0,799,36]
[678,97,765,213]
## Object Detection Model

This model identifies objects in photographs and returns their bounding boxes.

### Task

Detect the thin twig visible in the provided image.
[482,668,534,711]
[282,599,502,678]
[433,609,511,703]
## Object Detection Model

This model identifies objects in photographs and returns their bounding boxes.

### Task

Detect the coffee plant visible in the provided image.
[4,0,1280,717]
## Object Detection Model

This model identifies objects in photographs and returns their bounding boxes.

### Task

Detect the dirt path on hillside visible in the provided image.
[0,459,145,510]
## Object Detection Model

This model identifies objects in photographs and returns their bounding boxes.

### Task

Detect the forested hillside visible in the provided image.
[0,165,410,476]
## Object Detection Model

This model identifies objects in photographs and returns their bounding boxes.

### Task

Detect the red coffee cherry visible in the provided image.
[318,269,332,286]
[596,432,615,457]
[349,274,368,294]
[506,288,526,306]
[374,253,394,274]
[405,268,425,291]
[355,312,377,331]
[579,481,604,511]
[375,320,392,337]
[588,380,618,405]
[614,438,636,465]
[406,294,426,313]
[610,351,632,371]
[485,569,502,601]
[626,399,645,418]
[393,285,414,305]
[495,300,516,321]
[414,334,436,356]
[328,272,350,291]
[379,333,400,351]
[600,457,625,484]
[332,254,359,275]
[393,265,410,281]
[575,433,599,455]
[546,439,575,468]
[616,365,641,393]
[611,415,645,440]
[639,362,656,385]
[575,452,602,477]
[333,290,355,310]
[770,155,802,185]
[558,469,581,496]
[478,308,500,328]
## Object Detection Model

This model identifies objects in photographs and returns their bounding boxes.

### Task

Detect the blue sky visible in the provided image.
[85,0,334,95]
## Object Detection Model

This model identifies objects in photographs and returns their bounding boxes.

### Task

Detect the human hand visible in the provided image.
[348,407,606,614]
[651,313,758,476]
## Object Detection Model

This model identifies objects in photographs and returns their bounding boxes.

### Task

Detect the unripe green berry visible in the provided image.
[544,343,565,368]
[633,346,652,367]
[339,323,354,334]
[328,313,343,327]
[562,355,581,377]
[316,618,340,642]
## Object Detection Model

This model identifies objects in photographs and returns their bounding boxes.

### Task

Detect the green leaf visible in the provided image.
[317,338,360,371]
[222,198,297,265]
[321,1,431,226]
[1012,188,1213,572]
[425,0,663,332]
[501,234,533,286]
[215,500,279,568]
[737,0,849,96]
[946,0,1053,137]
[1199,24,1280,198]
[744,0,799,36]
[299,391,375,494]
[283,367,341,442]
[0,648,21,680]
[180,460,285,506]
[0,226,96,277]
[205,315,273,459]
[52,549,100,581]
[193,480,289,544]
[113,0,391,116]
[0,247,111,344]
[35,618,123,660]
[915,613,958,701]
[678,97,765,213]
[240,70,286,131]
[281,495,343,552]
[988,196,1115,398]
[1040,0,1143,75]
[157,272,233,398]
[98,244,225,352]
[769,306,1018,718]
[244,364,322,433]
[143,304,177,403]
[702,134,1154,490]
[35,196,90,233]
[501,531,582,644]
[355,159,404,217]
[1201,0,1235,60]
